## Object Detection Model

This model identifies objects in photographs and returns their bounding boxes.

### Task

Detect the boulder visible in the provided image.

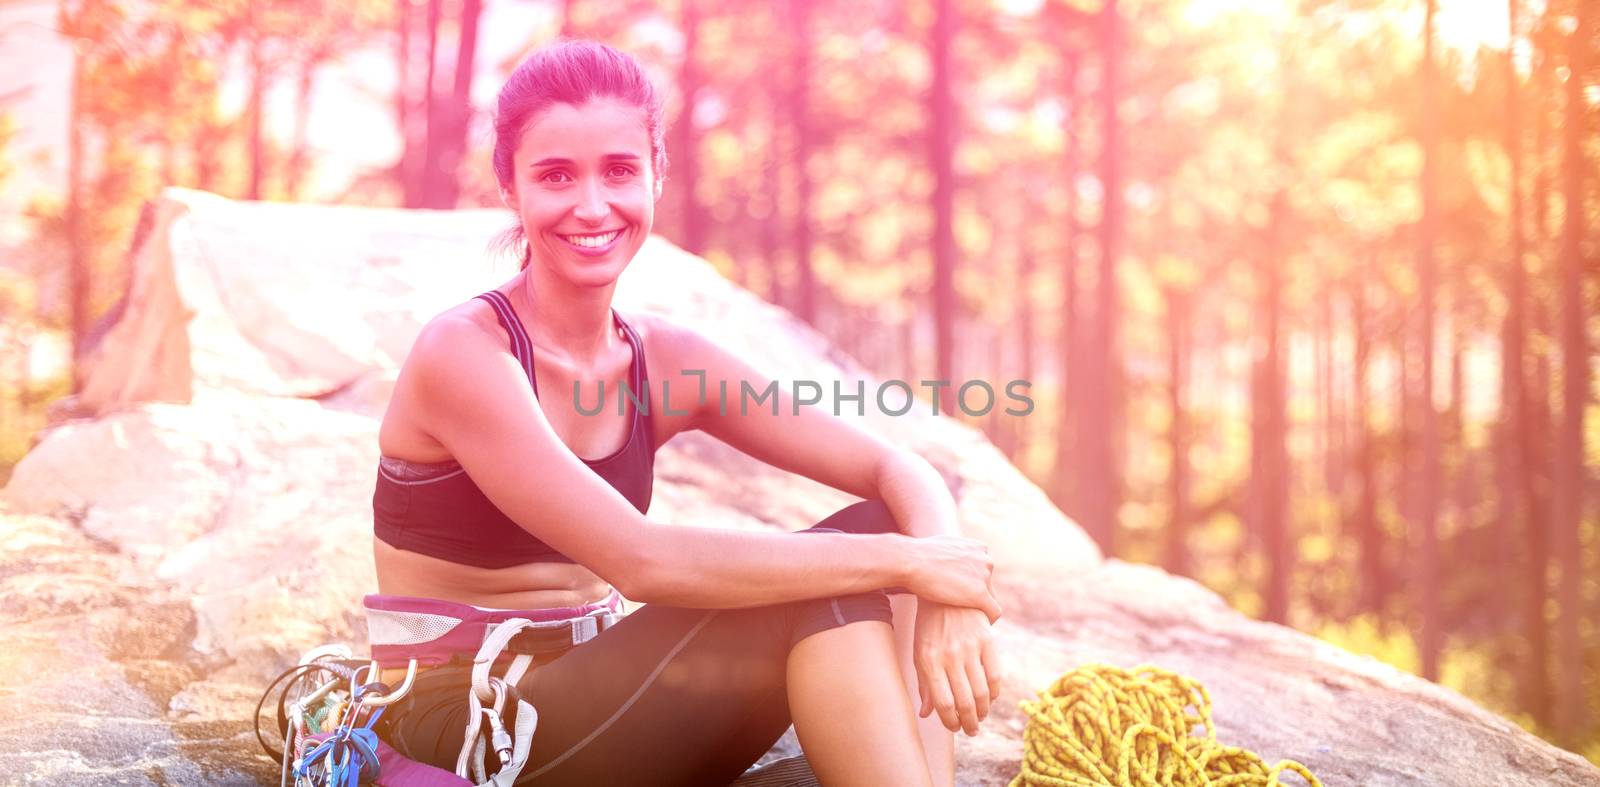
[2,188,1594,786]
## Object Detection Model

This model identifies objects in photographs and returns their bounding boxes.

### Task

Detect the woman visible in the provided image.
[370,40,1002,786]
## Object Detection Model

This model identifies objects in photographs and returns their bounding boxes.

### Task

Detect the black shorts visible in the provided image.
[376,500,901,786]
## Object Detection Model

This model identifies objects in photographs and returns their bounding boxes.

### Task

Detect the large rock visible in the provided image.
[2,188,1594,786]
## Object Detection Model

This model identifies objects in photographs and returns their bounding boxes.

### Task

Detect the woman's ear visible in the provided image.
[653,178,664,203]
[499,187,516,211]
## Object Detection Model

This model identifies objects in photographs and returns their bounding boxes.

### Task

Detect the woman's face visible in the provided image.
[503,97,659,288]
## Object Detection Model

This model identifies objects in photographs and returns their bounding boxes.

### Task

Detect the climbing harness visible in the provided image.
[256,591,623,786]
[1010,664,1324,787]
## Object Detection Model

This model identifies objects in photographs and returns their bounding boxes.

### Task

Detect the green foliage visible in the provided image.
[0,371,69,487]
[1316,614,1421,674]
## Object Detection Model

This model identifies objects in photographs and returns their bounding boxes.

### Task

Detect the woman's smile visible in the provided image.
[557,226,627,256]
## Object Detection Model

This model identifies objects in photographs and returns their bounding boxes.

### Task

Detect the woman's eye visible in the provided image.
[540,170,572,183]
[608,165,635,178]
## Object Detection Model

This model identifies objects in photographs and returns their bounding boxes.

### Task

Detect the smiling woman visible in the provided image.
[504,99,653,281]
[348,38,1003,787]
[486,43,666,277]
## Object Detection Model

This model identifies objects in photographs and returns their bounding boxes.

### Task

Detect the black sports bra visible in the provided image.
[372,290,656,568]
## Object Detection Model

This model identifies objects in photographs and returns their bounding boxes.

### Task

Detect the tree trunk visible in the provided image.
[1496,0,1527,636]
[1413,0,1442,681]
[1253,192,1290,625]
[247,31,267,200]
[1053,49,1081,513]
[788,0,816,326]
[674,0,706,254]
[1165,287,1190,577]
[1323,287,1346,518]
[285,52,321,200]
[1523,312,1553,727]
[1352,278,1382,618]
[901,314,917,384]
[1519,39,1554,727]
[1397,300,1412,552]
[1015,240,1036,459]
[1316,286,1330,514]
[987,327,1012,453]
[1533,43,1551,242]
[193,119,222,192]
[1449,317,1472,566]
[397,0,424,207]
[929,0,958,416]
[420,0,482,210]
[1550,0,1587,746]
[66,36,88,390]
[1072,1,1122,554]
[759,91,783,305]
[417,0,444,207]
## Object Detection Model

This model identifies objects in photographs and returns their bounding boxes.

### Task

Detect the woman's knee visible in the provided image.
[785,590,894,650]
[804,499,899,536]
[757,500,899,648]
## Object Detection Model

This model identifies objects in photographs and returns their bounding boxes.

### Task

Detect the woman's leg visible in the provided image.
[787,619,934,787]
[506,501,932,786]
[806,501,958,787]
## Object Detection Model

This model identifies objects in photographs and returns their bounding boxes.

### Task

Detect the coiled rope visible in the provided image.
[1010,664,1324,787]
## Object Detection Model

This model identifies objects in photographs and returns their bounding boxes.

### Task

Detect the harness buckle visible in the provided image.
[571,615,599,644]
[574,608,620,644]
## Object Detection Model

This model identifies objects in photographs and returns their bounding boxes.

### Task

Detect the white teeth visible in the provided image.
[565,230,621,248]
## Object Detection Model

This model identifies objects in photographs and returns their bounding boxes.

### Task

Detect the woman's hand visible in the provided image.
[913,600,1003,736]
[903,534,1001,623]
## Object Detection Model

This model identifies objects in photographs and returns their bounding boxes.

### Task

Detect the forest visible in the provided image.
[0,0,1595,766]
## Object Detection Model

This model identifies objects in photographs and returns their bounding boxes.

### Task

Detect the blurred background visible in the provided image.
[0,0,1595,765]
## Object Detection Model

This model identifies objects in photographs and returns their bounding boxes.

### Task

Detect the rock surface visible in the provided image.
[2,188,1595,786]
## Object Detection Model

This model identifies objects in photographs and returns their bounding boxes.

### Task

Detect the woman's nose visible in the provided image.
[573,177,609,222]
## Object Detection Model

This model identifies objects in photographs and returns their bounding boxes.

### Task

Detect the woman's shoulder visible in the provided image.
[397,295,517,389]
[416,293,506,351]
[381,296,514,459]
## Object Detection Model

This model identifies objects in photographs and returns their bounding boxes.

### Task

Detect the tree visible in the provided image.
[1495,0,1529,635]
[672,0,707,254]
[1252,190,1290,624]
[787,0,816,325]
[1550,0,1588,748]
[1414,0,1443,682]
[398,0,485,208]
[1051,35,1085,514]
[429,0,484,209]
[1072,0,1123,555]
[929,0,957,415]
[1165,284,1191,576]
[1351,274,1384,617]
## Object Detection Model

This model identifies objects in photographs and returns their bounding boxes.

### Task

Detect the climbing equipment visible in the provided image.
[1010,664,1323,787]
[256,591,623,786]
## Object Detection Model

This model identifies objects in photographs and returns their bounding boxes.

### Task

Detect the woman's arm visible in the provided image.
[404,314,997,616]
[875,453,1005,736]
[661,321,1002,735]
[668,320,963,541]
[874,450,961,538]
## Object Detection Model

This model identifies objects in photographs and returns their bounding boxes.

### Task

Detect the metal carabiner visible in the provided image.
[358,658,417,707]
[482,704,514,767]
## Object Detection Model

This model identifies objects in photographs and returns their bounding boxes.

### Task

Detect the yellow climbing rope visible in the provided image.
[1010,664,1324,787]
